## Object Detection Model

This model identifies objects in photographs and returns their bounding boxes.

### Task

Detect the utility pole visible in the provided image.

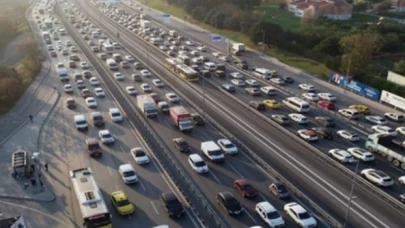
[261,30,266,56]
[343,56,352,93]
[343,161,359,227]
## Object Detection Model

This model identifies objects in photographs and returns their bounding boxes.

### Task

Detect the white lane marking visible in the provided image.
[352,126,370,136]
[225,161,244,178]
[108,167,114,176]
[259,193,267,202]
[163,119,171,127]
[150,201,159,215]
[209,170,222,184]
[243,207,257,223]
[139,180,146,191]
[120,145,126,152]
[200,135,208,141]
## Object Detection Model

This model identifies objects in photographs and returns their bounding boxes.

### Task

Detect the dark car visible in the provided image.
[234,179,257,198]
[222,84,236,93]
[214,70,225,78]
[160,192,185,218]
[249,101,265,111]
[69,55,80,61]
[81,88,91,98]
[400,194,405,203]
[83,70,93,79]
[173,138,191,152]
[271,114,289,125]
[282,76,294,83]
[66,98,76,109]
[236,62,248,70]
[312,127,333,139]
[269,182,290,199]
[216,192,243,215]
[200,70,211,78]
[315,116,335,127]
[191,113,204,126]
[217,63,226,71]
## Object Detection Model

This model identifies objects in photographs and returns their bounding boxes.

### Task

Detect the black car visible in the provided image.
[312,127,333,139]
[214,70,226,78]
[249,101,265,111]
[191,113,205,126]
[222,84,236,93]
[315,116,335,127]
[217,63,226,71]
[271,114,289,125]
[236,62,248,70]
[269,182,290,199]
[160,192,185,218]
[400,194,405,203]
[282,76,294,83]
[216,192,243,215]
[173,138,191,152]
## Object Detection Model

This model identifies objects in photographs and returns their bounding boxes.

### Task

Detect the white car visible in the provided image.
[65,40,72,46]
[89,77,100,86]
[152,79,164,88]
[301,93,319,102]
[98,129,114,144]
[231,79,245,87]
[365,115,388,125]
[80,61,89,69]
[64,84,74,93]
[217,139,238,155]
[114,72,124,80]
[188,154,209,173]
[185,41,194,46]
[245,79,260,87]
[118,164,138,184]
[347,147,374,162]
[70,46,78,52]
[284,202,317,228]
[328,149,357,163]
[384,112,404,122]
[57,62,64,68]
[140,83,152,92]
[94,88,105,97]
[190,50,199,56]
[270,78,285,85]
[196,45,207,52]
[212,52,221,57]
[318,93,336,101]
[288,113,308,124]
[166,93,179,103]
[85,97,98,108]
[371,125,397,137]
[298,84,315,92]
[126,86,137,95]
[125,55,135,62]
[255,202,285,228]
[337,130,360,142]
[109,108,123,122]
[361,168,394,187]
[396,127,405,136]
[159,45,168,51]
[140,69,152,77]
[219,55,230,62]
[398,176,405,184]
[229,72,244,79]
[297,129,318,141]
[130,147,150,165]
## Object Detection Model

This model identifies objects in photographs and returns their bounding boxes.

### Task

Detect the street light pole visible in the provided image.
[261,30,266,56]
[343,161,360,227]
[202,75,206,117]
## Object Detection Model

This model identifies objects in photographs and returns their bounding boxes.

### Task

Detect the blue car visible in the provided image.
[222,84,236,93]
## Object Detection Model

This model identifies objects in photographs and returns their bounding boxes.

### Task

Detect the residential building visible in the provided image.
[286,0,353,20]
[392,0,405,12]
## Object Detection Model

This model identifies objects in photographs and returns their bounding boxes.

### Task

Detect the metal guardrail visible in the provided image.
[55,3,224,227]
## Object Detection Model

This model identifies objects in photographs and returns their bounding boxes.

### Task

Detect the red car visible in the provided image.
[50,51,57,57]
[150,93,161,103]
[317,100,335,111]
[233,179,257,198]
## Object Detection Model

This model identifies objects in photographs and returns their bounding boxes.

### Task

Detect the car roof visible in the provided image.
[111,191,127,200]
[219,191,234,200]
[99,129,110,134]
[109,108,119,112]
[235,179,249,185]
[119,164,134,172]
[287,203,306,213]
[161,192,177,201]
[257,201,276,212]
[189,154,203,162]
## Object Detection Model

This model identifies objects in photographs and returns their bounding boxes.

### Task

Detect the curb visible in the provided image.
[0,191,56,202]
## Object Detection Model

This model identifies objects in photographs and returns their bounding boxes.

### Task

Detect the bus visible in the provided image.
[102,43,114,54]
[165,58,198,82]
[253,68,273,80]
[70,168,112,228]
[282,97,310,113]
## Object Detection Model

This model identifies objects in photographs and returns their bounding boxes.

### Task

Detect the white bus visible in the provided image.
[175,63,198,81]
[70,168,112,228]
[102,43,113,54]
[253,68,272,80]
[106,58,118,71]
[282,97,310,113]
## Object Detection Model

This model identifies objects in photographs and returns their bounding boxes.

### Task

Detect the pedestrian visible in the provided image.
[30,164,35,172]
[29,115,33,123]
[30,178,36,186]
[38,172,42,179]
[40,180,44,189]
[44,163,48,172]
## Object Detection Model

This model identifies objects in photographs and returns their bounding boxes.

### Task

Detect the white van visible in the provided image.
[74,114,88,130]
[253,68,272,80]
[201,141,225,163]
[260,86,277,96]
[204,62,217,72]
[118,164,138,184]
[106,58,118,71]
[109,108,123,122]
[338,108,360,120]
[282,97,310,113]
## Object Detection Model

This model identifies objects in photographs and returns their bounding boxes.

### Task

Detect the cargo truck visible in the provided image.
[365,133,405,169]
[137,95,158,117]
[170,106,193,132]
[232,43,246,55]
[140,20,151,29]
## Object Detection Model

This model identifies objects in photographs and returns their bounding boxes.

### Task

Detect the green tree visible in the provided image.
[393,60,405,75]
[314,36,341,56]
[381,33,402,52]
[377,0,392,13]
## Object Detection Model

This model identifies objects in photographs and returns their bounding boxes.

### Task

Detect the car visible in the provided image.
[130,147,150,165]
[114,72,124,80]
[349,104,370,114]
[140,69,152,77]
[400,194,405,203]
[91,46,99,52]
[57,62,64,68]
[229,72,244,79]
[159,45,168,51]
[83,70,93,79]
[361,168,394,187]
[298,84,315,92]
[94,88,105,97]
[311,127,333,139]
[338,108,360,120]
[284,202,317,227]
[222,84,236,93]
[317,100,335,110]
[65,40,72,46]
[191,113,205,126]
[173,138,191,152]
[70,46,78,52]
[99,129,114,144]
[219,55,231,62]
[64,84,74,93]
[89,77,100,86]
[318,93,336,101]
[152,79,164,88]
[282,76,294,83]
[167,50,176,57]
[328,149,357,163]
[188,154,209,173]
[140,83,152,92]
[255,201,285,228]
[70,55,80,61]
[249,101,265,110]
[301,93,319,102]
[118,164,138,184]
[150,93,161,103]
[216,192,243,215]
[110,191,135,215]
[212,52,222,57]
[270,78,285,85]
[160,192,185,218]
[396,127,405,136]
[166,93,179,103]
[125,86,137,96]
[190,50,199,56]
[337,130,360,142]
[81,88,91,98]
[185,40,194,46]
[347,147,375,162]
[65,98,76,109]
[399,176,405,184]
[245,79,260,87]
[288,113,308,124]
[263,99,280,109]
[196,45,207,52]
[109,108,123,122]
[371,125,397,137]
[50,51,57,57]
[271,114,289,125]
[134,62,143,69]
[384,112,404,122]
[120,61,130,68]
[61,49,69,56]
[246,88,260,96]
[47,45,54,51]
[69,61,76,68]
[365,115,387,125]
[217,139,238,155]
[85,97,98,108]
[125,55,135,62]
[297,129,318,141]
[231,79,245,87]
[269,182,290,199]
[234,179,257,198]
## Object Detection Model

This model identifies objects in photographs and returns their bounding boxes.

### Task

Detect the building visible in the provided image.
[392,0,405,12]
[287,0,353,20]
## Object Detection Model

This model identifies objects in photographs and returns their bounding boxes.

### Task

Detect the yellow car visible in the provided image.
[111,191,134,216]
[263,99,280,109]
[271,70,278,77]
[349,104,370,114]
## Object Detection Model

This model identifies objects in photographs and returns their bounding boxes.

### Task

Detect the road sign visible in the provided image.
[161,14,171,24]
[211,34,222,42]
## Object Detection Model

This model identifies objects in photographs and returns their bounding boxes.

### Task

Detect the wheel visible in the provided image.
[393,160,400,166]
[388,156,394,162]
[401,163,405,170]
[381,153,387,158]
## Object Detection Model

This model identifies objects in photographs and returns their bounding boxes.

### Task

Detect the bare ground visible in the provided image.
[0,31,34,67]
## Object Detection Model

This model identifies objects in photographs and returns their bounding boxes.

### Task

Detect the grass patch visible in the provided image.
[142,0,330,77]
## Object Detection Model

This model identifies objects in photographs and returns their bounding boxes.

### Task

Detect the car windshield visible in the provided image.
[242,184,253,190]
[102,133,111,138]
[116,199,130,207]
[278,185,287,192]
[225,198,239,206]
[299,212,311,220]
[123,171,135,177]
[77,120,87,125]
[112,113,120,117]
[195,161,206,167]
[93,116,103,121]
[267,211,280,219]
[223,143,234,148]
[136,151,146,157]
[179,141,188,147]
[166,199,182,209]
[208,150,222,156]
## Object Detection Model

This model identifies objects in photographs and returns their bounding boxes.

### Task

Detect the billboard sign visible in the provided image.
[329,72,381,101]
[380,90,405,110]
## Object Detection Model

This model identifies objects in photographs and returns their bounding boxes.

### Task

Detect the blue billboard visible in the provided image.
[328,72,381,101]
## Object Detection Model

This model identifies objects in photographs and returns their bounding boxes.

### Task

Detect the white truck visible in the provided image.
[232,43,246,55]
[365,133,405,169]
[137,95,158,117]
[57,68,69,82]
[140,20,151,29]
